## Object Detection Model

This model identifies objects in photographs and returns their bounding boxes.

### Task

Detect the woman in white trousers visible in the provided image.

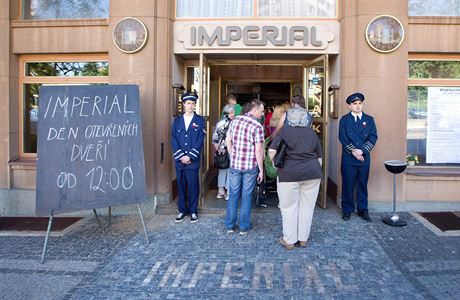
[269,95,322,250]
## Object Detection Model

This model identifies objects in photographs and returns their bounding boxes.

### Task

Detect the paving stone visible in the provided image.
[0,208,459,299]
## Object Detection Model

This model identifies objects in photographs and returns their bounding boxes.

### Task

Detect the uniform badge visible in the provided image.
[363,122,367,127]
[192,123,199,128]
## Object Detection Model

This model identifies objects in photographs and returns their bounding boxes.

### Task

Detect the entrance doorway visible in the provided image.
[180,54,330,208]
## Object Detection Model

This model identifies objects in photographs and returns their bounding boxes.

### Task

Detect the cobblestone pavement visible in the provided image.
[1,206,459,299]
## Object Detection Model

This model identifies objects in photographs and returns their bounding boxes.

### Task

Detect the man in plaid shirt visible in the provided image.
[225,99,265,235]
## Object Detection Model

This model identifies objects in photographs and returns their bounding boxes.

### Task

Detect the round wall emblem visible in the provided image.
[112,17,148,53]
[365,15,404,53]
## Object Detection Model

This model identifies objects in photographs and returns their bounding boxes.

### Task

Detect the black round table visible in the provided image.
[382,160,407,227]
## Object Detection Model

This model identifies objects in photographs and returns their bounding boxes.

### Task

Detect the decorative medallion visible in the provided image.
[112,17,148,53]
[365,15,404,53]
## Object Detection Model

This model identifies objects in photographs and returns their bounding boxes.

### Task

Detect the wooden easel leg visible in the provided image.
[40,212,54,264]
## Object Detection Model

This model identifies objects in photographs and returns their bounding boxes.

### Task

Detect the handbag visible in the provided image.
[214,151,230,169]
[273,138,287,168]
[214,127,230,169]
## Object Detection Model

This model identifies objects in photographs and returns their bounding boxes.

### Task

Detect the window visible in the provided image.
[20,55,109,156]
[407,56,460,166]
[175,0,336,18]
[22,0,109,20]
[409,0,460,17]
[258,0,336,18]
[176,0,253,18]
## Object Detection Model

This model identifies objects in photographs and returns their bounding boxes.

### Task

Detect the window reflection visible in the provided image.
[21,59,109,154]
[23,0,109,20]
[258,0,336,17]
[409,60,460,79]
[23,84,40,153]
[409,0,460,16]
[407,86,428,164]
[307,67,324,118]
[25,62,109,77]
[176,0,252,18]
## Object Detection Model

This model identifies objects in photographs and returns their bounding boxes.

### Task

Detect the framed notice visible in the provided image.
[365,15,404,53]
[112,17,148,53]
[426,87,460,164]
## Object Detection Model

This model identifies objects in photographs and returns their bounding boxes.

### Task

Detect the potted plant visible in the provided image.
[406,153,419,166]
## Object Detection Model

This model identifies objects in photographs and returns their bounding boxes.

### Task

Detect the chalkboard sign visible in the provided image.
[36,85,147,216]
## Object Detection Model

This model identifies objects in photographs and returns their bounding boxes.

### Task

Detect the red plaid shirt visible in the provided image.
[228,114,264,170]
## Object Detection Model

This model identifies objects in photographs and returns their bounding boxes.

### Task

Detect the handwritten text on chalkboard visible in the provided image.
[36,85,146,216]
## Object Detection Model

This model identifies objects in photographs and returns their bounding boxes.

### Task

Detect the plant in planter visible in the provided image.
[406,153,419,166]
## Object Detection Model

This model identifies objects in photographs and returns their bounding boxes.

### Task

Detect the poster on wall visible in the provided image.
[426,87,460,164]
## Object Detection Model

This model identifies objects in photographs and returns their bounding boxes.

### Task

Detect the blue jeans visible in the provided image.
[225,167,258,231]
[217,168,229,190]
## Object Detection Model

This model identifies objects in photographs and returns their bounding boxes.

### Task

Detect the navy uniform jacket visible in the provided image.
[171,114,206,170]
[339,112,378,166]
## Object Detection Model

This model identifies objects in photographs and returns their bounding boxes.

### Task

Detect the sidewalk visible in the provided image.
[1,203,459,299]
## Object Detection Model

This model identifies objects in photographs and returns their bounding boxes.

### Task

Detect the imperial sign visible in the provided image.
[175,22,338,53]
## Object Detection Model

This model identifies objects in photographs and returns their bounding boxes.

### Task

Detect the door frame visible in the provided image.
[181,54,330,208]
[303,54,329,208]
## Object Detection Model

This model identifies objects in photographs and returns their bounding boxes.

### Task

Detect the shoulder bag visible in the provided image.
[214,122,230,169]
[273,138,287,168]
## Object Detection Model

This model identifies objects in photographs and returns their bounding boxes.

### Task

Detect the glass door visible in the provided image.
[198,53,211,204]
[303,55,329,208]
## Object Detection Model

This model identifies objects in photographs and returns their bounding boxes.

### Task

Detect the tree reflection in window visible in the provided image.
[23,0,109,20]
[26,62,109,77]
[409,61,460,79]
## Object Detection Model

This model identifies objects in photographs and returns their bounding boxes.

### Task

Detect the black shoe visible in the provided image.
[358,211,372,222]
[190,213,198,223]
[175,212,187,223]
[342,213,351,221]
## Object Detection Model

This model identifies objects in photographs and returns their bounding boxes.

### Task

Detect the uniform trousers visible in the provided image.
[341,163,370,214]
[277,178,321,244]
[176,168,199,214]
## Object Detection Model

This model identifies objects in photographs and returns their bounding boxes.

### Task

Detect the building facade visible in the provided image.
[1,0,459,216]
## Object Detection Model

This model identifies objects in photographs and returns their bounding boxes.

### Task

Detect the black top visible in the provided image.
[270,126,322,182]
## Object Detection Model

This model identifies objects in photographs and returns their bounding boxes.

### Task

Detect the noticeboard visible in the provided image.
[36,85,146,216]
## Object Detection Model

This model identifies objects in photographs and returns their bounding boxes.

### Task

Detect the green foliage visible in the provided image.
[27,62,108,77]
[409,60,460,79]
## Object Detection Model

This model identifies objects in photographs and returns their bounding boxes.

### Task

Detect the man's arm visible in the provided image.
[226,131,233,157]
[362,117,378,155]
[255,142,264,182]
[338,116,356,154]
[189,116,206,161]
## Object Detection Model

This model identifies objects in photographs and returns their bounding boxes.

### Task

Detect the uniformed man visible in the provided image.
[171,92,206,223]
[339,92,378,222]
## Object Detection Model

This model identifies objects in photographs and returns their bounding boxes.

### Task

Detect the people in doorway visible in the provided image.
[263,107,273,137]
[339,92,378,222]
[212,104,235,200]
[273,95,312,136]
[171,92,206,223]
[269,96,323,250]
[225,99,265,235]
[222,93,242,117]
